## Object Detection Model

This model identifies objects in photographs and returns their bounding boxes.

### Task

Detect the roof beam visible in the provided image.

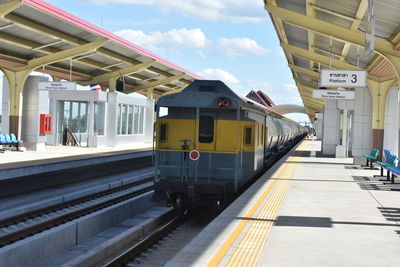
[294,77,318,89]
[85,59,156,85]
[340,0,368,61]
[0,23,13,30]
[265,4,400,59]
[0,0,22,17]
[0,31,112,70]
[266,0,294,65]
[289,64,319,79]
[18,38,108,71]
[302,101,324,110]
[301,100,323,110]
[128,73,185,92]
[282,43,360,70]
[32,40,63,50]
[0,31,53,51]
[306,0,316,76]
[3,13,193,84]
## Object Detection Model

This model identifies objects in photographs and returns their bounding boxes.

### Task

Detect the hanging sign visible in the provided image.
[38,82,76,90]
[320,70,367,87]
[313,89,355,100]
[364,0,375,56]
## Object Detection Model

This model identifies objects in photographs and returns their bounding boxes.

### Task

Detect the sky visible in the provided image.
[1,0,309,123]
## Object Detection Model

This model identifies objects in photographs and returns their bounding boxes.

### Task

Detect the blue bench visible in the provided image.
[375,153,397,178]
[0,133,23,151]
[388,163,400,184]
[362,148,379,169]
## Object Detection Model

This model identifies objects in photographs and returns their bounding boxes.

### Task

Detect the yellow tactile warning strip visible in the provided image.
[207,142,305,267]
[225,162,297,266]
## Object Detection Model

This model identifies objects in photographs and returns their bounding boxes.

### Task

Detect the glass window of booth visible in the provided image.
[94,102,105,135]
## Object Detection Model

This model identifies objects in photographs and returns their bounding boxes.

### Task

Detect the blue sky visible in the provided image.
[3,0,309,123]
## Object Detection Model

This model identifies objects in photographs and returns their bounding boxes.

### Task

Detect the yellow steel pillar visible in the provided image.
[108,76,117,92]
[51,76,61,82]
[2,69,31,138]
[380,54,400,157]
[147,87,154,99]
[367,78,397,157]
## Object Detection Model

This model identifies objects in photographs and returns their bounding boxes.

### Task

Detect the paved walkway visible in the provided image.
[167,139,400,266]
[0,143,152,166]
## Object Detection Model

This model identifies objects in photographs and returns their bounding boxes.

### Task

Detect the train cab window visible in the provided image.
[199,116,214,143]
[159,107,168,118]
[244,127,252,145]
[160,123,167,141]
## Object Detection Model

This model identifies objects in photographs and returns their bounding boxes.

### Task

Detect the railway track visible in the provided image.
[105,208,215,267]
[0,176,154,247]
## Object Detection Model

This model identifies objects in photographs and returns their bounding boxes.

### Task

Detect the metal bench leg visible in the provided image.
[374,167,384,177]
[379,170,391,181]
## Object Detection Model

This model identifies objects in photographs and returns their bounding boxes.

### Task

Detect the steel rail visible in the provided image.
[105,216,185,267]
[0,179,154,247]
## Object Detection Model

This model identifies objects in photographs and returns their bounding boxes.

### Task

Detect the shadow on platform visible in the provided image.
[236,215,400,231]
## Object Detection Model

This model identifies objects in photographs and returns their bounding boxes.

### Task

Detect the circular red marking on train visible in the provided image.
[189,150,200,160]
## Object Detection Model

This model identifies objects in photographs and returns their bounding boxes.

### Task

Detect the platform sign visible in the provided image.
[320,70,366,87]
[38,82,76,90]
[189,150,200,161]
[313,89,355,100]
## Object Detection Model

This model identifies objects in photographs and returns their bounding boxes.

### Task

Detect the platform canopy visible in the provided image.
[0,0,201,97]
[264,0,400,122]
[269,104,306,115]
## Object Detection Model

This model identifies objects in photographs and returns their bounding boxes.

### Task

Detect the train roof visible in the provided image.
[158,80,298,123]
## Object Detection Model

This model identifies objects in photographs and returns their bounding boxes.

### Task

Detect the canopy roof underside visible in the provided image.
[0,0,201,97]
[264,0,400,122]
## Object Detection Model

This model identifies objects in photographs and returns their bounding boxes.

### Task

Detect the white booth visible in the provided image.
[2,75,154,151]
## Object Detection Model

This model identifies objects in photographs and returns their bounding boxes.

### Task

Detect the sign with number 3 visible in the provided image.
[320,70,367,87]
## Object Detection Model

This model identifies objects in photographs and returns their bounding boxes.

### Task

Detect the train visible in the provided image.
[152,80,307,214]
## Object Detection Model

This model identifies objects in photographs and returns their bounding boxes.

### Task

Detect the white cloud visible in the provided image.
[83,0,152,5]
[106,18,165,27]
[199,69,239,84]
[114,28,207,53]
[196,51,207,58]
[218,37,269,58]
[83,0,265,23]
[266,84,303,106]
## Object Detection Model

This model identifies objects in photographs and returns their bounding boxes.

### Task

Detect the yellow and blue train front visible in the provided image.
[152,80,265,204]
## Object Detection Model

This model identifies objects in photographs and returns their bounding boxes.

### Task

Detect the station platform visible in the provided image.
[167,139,400,266]
[0,144,152,181]
[0,143,152,166]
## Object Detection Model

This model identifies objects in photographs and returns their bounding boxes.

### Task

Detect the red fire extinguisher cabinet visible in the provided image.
[40,114,52,134]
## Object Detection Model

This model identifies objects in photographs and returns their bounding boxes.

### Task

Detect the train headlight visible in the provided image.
[216,98,230,107]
